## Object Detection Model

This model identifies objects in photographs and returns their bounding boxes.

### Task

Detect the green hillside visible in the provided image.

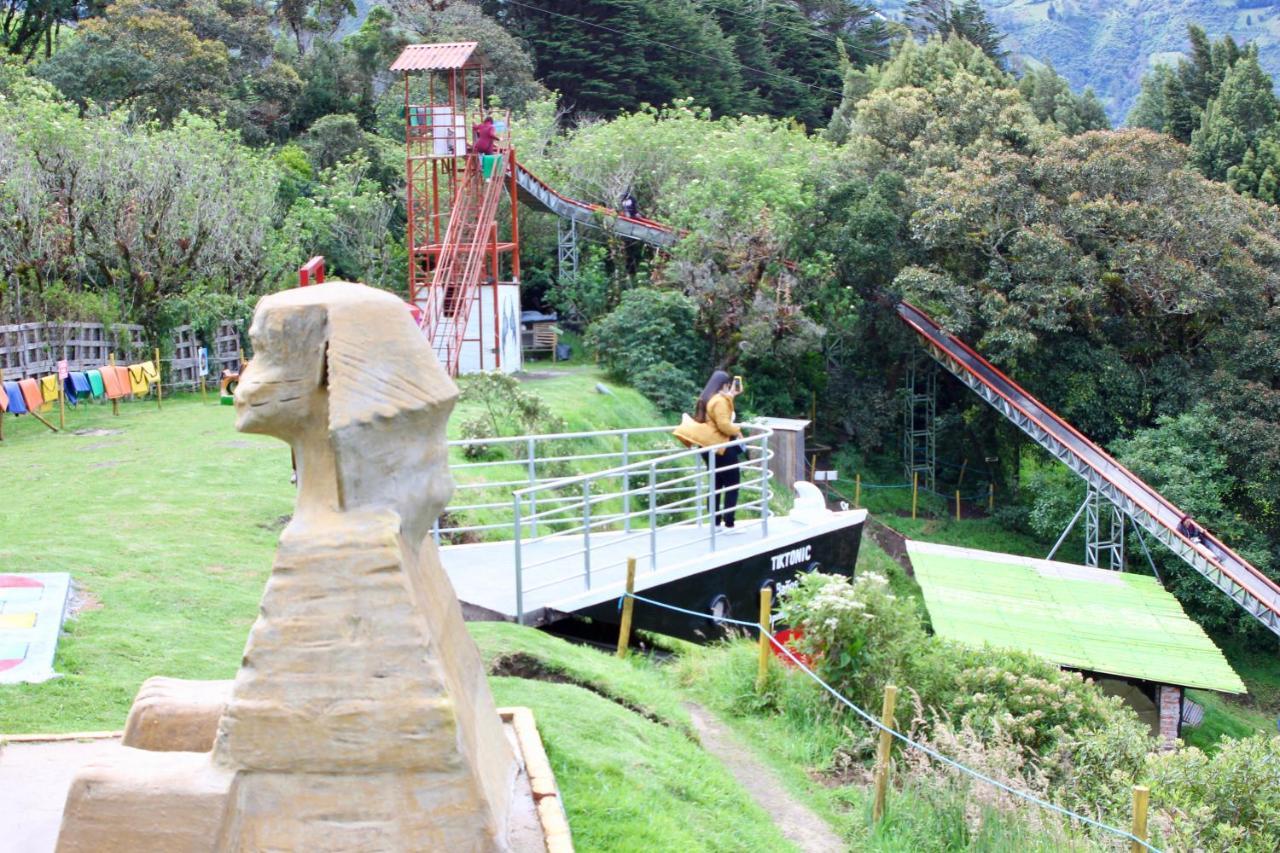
[988,0,1279,122]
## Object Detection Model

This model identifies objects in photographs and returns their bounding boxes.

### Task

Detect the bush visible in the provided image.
[1146,735,1280,853]
[586,289,707,409]
[457,373,566,460]
[775,570,930,711]
[630,361,701,415]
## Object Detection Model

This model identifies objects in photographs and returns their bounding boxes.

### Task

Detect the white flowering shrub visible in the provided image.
[775,571,928,709]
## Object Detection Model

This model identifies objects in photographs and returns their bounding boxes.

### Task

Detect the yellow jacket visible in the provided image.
[673,393,742,455]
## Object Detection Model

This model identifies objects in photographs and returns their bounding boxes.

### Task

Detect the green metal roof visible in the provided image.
[906,541,1246,694]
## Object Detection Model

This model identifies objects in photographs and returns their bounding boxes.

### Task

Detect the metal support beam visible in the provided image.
[1084,486,1125,570]
[557,218,579,284]
[902,360,937,493]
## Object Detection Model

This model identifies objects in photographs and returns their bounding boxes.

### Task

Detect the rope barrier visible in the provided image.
[618,591,1162,852]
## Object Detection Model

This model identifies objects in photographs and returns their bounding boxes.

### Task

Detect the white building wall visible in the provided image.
[457,283,522,375]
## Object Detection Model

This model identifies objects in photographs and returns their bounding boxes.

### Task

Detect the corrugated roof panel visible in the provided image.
[391,42,480,71]
[905,541,1246,694]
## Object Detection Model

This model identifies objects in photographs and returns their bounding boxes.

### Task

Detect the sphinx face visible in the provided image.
[235,303,328,438]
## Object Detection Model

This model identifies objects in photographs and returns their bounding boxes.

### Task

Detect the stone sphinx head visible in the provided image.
[234,282,457,547]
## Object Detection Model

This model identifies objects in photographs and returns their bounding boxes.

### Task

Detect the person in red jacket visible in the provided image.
[472,116,497,156]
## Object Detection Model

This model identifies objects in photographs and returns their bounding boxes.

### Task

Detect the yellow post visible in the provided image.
[955,490,961,522]
[1130,785,1150,853]
[854,473,861,509]
[810,453,817,482]
[755,586,773,693]
[154,347,162,411]
[872,684,899,823]
[109,354,119,416]
[989,482,995,514]
[911,472,919,520]
[616,557,638,658]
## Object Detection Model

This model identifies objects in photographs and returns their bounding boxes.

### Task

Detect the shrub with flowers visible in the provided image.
[775,570,929,710]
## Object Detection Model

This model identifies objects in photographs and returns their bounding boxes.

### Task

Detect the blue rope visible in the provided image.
[619,591,1162,852]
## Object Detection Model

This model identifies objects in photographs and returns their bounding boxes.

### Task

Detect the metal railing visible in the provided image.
[439,423,775,623]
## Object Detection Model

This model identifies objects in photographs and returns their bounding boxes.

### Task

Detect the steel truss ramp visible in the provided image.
[514,163,679,249]
[897,301,1280,638]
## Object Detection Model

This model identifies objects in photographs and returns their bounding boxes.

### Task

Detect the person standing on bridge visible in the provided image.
[674,370,744,533]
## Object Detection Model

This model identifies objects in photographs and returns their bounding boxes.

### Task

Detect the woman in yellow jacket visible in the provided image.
[673,370,744,533]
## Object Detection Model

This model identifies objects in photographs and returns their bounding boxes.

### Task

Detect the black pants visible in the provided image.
[707,445,742,528]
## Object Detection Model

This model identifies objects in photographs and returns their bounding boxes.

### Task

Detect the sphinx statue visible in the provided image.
[57,283,517,851]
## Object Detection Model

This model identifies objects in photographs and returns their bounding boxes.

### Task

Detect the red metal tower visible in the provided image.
[392,42,522,376]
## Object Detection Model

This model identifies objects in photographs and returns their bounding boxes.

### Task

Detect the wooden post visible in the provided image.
[872,684,899,823]
[854,473,861,509]
[58,379,66,429]
[616,557,637,658]
[154,347,162,411]
[109,354,119,417]
[955,490,961,522]
[1130,785,1150,853]
[0,365,5,441]
[27,408,58,432]
[755,586,772,692]
[911,472,919,520]
[988,483,995,514]
[199,376,207,404]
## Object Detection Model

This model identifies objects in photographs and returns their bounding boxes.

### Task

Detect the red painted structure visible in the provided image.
[393,41,521,376]
[298,255,325,287]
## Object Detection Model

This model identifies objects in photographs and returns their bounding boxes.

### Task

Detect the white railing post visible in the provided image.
[513,494,524,625]
[708,447,717,551]
[582,480,592,589]
[695,453,704,527]
[649,462,658,571]
[622,432,631,533]
[527,436,538,537]
[759,433,770,538]
[432,515,440,546]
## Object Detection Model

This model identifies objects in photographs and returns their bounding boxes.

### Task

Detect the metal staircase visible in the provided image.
[418,151,510,376]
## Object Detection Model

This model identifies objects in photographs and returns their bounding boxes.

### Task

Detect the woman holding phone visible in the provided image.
[674,370,745,532]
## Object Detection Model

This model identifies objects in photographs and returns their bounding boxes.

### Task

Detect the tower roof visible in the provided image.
[391,42,482,72]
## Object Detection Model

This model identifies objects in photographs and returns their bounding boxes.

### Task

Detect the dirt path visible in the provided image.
[685,702,846,853]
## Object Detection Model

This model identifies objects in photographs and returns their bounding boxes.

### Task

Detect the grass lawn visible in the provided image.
[0,367,667,733]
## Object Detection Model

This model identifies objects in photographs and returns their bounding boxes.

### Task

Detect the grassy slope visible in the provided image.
[672,536,1106,852]
[0,367,664,732]
[472,623,792,851]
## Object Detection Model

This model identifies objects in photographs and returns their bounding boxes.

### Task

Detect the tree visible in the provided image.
[274,0,355,55]
[486,0,747,117]
[390,0,545,111]
[1018,63,1109,135]
[1190,48,1279,181]
[2,0,83,60]
[36,0,231,123]
[1126,63,1172,132]
[904,0,1006,67]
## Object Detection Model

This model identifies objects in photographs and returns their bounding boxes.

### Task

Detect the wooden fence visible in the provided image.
[0,321,242,386]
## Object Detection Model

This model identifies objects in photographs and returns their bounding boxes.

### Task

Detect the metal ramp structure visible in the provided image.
[513,163,678,283]
[436,424,866,637]
[897,301,1280,638]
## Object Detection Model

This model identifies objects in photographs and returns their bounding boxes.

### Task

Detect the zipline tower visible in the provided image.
[392,41,522,376]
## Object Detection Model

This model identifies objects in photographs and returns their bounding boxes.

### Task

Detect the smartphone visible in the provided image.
[731,375,744,394]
